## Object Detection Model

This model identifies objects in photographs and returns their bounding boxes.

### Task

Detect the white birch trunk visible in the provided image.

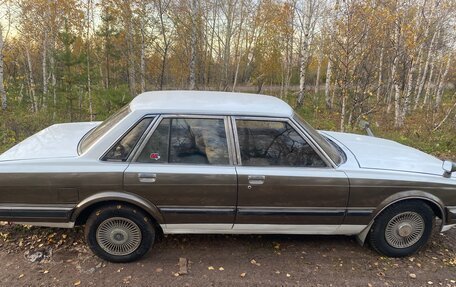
[324,58,332,108]
[375,46,384,101]
[126,4,136,97]
[402,57,416,117]
[422,56,435,108]
[414,28,438,109]
[434,57,450,109]
[392,23,402,128]
[314,51,321,94]
[42,30,48,107]
[0,25,6,111]
[188,0,197,90]
[86,0,93,120]
[25,47,37,112]
[140,1,146,93]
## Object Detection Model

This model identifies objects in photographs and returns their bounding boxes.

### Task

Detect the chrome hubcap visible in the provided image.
[385,212,425,249]
[96,217,142,256]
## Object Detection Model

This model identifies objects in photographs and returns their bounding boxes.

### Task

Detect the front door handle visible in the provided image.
[248,175,265,185]
[138,173,157,183]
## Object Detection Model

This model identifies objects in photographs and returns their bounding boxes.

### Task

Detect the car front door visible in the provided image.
[232,117,350,233]
[123,115,237,231]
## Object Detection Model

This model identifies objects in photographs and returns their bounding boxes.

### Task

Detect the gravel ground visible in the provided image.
[0,223,455,287]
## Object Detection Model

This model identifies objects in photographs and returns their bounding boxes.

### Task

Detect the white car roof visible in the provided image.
[129,90,293,117]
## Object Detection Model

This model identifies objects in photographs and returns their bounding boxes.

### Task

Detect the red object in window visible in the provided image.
[150,153,160,160]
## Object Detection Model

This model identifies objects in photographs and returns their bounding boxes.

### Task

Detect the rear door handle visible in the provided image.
[138,173,157,183]
[248,175,265,185]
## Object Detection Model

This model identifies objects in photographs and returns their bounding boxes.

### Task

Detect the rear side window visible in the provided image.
[236,120,326,167]
[137,118,229,165]
[104,117,154,161]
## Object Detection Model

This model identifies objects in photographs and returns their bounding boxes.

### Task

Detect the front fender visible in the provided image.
[356,190,446,245]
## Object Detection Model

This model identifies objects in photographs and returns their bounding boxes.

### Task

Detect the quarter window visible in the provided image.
[104,117,154,161]
[137,118,230,165]
[236,120,326,167]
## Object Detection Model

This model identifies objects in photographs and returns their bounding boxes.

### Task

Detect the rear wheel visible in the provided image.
[85,204,155,262]
[368,201,434,257]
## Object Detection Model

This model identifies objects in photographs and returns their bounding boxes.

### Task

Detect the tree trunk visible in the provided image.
[188,0,198,90]
[422,55,435,109]
[375,46,384,101]
[314,51,321,94]
[434,57,450,109]
[392,22,402,128]
[86,0,93,120]
[125,3,136,97]
[325,58,332,109]
[0,25,6,111]
[221,0,235,90]
[42,30,48,108]
[25,46,37,112]
[140,1,146,93]
[414,28,438,109]
[402,57,416,118]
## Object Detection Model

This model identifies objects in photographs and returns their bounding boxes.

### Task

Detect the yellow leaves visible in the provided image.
[74,280,81,286]
[18,274,24,279]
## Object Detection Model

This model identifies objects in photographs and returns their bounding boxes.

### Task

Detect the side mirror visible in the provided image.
[442,160,456,178]
[358,119,375,137]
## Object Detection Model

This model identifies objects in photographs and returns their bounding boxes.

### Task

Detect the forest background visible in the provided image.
[0,0,455,158]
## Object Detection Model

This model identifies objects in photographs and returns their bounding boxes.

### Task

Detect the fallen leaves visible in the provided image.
[178,258,188,275]
[18,274,24,279]
[74,280,81,286]
[240,272,247,278]
[250,259,261,266]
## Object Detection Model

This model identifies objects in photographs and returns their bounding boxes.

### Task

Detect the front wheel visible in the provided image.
[85,204,156,262]
[368,201,434,257]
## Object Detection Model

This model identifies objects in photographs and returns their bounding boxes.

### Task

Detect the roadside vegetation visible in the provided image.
[0,0,455,159]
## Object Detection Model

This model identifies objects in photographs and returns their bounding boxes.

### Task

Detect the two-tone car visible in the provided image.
[0,91,455,262]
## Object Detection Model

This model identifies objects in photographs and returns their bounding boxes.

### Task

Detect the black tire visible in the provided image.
[368,200,434,257]
[85,203,155,263]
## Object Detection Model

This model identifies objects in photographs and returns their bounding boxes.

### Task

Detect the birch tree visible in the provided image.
[296,0,324,106]
[0,24,6,111]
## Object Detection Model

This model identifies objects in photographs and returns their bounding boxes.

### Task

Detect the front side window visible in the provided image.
[137,118,229,165]
[104,117,154,161]
[236,120,326,167]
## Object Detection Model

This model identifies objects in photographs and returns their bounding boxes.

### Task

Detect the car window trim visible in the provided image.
[99,115,158,162]
[130,114,236,166]
[231,116,335,168]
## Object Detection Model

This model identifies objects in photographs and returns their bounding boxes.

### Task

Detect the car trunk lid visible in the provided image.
[0,122,100,161]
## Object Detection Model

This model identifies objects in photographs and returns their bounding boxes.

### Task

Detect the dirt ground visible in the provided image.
[0,224,455,287]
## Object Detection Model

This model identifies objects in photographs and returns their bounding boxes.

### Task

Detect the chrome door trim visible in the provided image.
[231,116,335,168]
[161,223,365,235]
[237,207,346,217]
[12,221,75,228]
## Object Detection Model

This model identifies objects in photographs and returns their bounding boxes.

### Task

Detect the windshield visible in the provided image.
[79,105,130,154]
[293,113,343,166]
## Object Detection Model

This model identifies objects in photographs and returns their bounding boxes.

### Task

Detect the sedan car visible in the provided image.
[0,91,455,262]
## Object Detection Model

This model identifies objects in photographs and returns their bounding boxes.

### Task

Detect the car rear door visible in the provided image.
[231,117,350,233]
[123,115,237,231]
